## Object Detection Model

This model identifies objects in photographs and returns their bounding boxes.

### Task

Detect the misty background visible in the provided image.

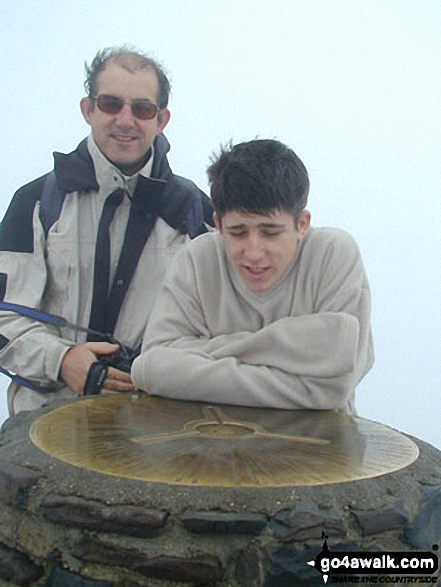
[1,0,440,448]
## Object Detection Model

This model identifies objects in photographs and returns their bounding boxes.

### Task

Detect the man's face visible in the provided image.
[80,63,170,171]
[214,209,310,292]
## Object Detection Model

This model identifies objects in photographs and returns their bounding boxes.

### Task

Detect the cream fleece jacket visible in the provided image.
[131,227,374,414]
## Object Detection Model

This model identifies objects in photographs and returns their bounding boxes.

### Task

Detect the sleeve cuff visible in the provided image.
[44,338,75,383]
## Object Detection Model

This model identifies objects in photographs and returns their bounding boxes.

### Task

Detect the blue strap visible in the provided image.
[0,301,115,393]
[0,300,110,340]
[0,300,67,327]
[0,364,57,393]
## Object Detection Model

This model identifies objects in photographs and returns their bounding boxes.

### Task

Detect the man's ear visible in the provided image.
[80,97,93,125]
[213,212,222,232]
[157,108,171,133]
[298,210,311,238]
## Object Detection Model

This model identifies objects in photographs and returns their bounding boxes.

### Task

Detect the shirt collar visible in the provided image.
[87,134,154,196]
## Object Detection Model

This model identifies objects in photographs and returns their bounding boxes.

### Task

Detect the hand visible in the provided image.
[60,342,136,396]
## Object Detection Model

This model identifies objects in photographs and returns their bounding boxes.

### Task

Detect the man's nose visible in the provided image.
[243,236,265,261]
[115,103,135,127]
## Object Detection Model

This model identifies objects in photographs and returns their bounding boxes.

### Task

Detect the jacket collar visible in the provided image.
[53,133,173,194]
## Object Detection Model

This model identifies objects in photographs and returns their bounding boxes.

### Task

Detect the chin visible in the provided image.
[246,281,271,293]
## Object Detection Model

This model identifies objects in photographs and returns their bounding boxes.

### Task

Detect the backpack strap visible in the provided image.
[38,171,66,237]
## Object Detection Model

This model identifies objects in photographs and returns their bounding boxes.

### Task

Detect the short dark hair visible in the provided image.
[207,139,309,223]
[84,46,171,109]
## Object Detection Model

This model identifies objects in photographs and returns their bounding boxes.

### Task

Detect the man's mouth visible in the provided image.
[112,135,137,142]
[243,266,270,278]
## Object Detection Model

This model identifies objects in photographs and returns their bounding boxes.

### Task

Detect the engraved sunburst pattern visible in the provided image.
[30,395,419,487]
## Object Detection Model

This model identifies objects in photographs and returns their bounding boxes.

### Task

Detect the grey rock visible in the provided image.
[181,511,268,535]
[49,566,112,587]
[0,542,44,586]
[73,536,223,583]
[40,495,168,537]
[352,500,409,535]
[270,501,346,542]
[0,454,42,509]
[404,487,441,549]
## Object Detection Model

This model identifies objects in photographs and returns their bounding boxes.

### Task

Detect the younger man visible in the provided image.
[131,140,374,413]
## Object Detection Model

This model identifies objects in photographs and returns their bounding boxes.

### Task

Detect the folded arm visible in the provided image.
[132,344,355,410]
[132,233,373,412]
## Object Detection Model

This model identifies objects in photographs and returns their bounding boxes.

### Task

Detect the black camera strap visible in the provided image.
[83,362,109,396]
[0,301,132,394]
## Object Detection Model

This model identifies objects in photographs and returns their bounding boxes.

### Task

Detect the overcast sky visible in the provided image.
[1,0,440,449]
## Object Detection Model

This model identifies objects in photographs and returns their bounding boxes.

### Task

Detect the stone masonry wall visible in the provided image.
[0,408,440,586]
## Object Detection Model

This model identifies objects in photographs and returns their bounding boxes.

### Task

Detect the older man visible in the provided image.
[132,139,374,413]
[0,46,213,414]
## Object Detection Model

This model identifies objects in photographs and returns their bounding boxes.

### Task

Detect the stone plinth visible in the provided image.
[0,395,440,587]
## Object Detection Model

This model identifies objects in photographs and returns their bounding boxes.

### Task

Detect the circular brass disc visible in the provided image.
[30,395,419,487]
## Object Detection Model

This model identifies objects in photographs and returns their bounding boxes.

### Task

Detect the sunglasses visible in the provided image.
[94,94,160,120]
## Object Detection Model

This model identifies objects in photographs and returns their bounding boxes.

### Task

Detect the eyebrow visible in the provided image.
[100,93,155,102]
[224,222,287,230]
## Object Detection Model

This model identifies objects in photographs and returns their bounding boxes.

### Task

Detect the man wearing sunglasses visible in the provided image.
[0,46,213,414]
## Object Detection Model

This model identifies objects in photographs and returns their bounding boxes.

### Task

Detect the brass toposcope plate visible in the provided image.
[30,395,419,487]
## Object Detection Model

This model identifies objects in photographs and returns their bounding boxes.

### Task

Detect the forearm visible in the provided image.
[146,312,360,378]
[131,346,353,411]
[0,317,74,383]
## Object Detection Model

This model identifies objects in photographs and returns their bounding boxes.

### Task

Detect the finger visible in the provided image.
[99,386,136,396]
[99,389,120,396]
[84,342,120,355]
[106,367,133,383]
[105,380,136,392]
[103,369,137,392]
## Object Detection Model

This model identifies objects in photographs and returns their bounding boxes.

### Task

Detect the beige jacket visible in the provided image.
[0,135,212,413]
